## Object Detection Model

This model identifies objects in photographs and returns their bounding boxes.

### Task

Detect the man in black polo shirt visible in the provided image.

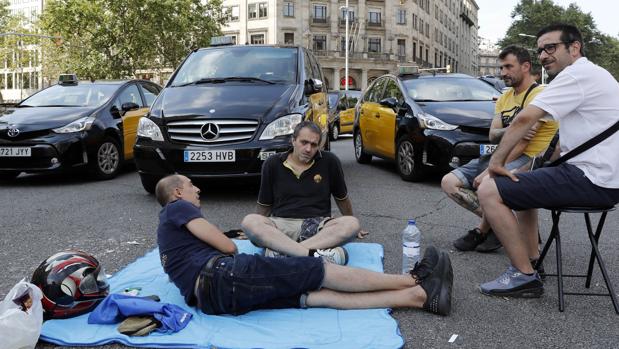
[241,121,363,265]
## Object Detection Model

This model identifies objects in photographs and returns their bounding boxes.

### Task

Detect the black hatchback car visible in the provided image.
[0,76,162,180]
[133,44,329,193]
[354,72,501,181]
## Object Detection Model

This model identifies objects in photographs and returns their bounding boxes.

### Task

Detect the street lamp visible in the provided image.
[340,0,349,91]
[518,33,546,84]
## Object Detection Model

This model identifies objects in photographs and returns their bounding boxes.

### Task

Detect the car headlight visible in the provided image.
[52,116,96,133]
[137,117,164,141]
[259,114,303,140]
[417,112,458,131]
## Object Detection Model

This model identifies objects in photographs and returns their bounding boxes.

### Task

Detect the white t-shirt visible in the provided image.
[531,57,619,188]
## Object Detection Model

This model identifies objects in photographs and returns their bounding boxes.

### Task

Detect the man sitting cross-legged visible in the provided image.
[242,121,368,265]
[155,174,453,316]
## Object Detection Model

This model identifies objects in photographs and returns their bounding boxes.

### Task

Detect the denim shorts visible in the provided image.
[452,154,532,189]
[196,253,325,315]
[496,163,619,211]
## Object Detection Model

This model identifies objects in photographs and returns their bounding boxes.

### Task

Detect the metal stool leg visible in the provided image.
[536,210,561,269]
[585,212,608,288]
[554,211,565,312]
[583,213,619,314]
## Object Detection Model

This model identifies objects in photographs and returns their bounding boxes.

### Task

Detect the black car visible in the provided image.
[0,76,162,180]
[133,44,329,193]
[354,72,501,181]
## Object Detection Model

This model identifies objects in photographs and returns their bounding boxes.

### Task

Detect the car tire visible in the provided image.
[90,137,122,180]
[0,171,20,181]
[354,131,372,164]
[329,123,340,141]
[396,137,425,182]
[139,173,161,194]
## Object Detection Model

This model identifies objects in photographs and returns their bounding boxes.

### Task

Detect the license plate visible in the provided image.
[0,147,31,157]
[258,151,276,161]
[479,144,497,156]
[184,150,235,162]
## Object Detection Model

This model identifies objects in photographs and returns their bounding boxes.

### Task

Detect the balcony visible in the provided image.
[366,19,383,28]
[339,17,358,27]
[311,16,330,26]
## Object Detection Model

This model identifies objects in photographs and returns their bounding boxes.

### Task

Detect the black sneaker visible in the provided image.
[475,230,503,253]
[453,228,486,251]
[418,250,453,316]
[410,246,439,283]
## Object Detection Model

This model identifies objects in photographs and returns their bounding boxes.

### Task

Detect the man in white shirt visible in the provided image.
[476,24,619,297]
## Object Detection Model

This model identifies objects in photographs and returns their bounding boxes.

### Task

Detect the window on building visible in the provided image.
[259,2,268,18]
[283,2,294,17]
[413,14,418,30]
[397,39,406,57]
[368,38,381,53]
[425,23,430,37]
[413,42,417,60]
[396,9,406,25]
[313,35,327,51]
[340,37,355,52]
[313,4,327,21]
[341,7,355,21]
[284,32,294,44]
[248,3,257,19]
[368,10,381,25]
[227,5,239,21]
[250,34,265,44]
[419,19,424,35]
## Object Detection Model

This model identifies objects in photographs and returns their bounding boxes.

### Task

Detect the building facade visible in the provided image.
[222,0,479,91]
[478,38,499,76]
[1,0,46,102]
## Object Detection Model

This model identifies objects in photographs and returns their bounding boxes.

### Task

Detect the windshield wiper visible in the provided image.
[173,78,226,87]
[221,76,275,84]
[17,104,34,108]
[414,99,440,102]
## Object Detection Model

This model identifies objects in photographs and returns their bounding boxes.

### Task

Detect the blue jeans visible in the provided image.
[196,253,325,315]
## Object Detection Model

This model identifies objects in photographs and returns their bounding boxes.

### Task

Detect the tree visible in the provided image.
[39,0,226,80]
[498,0,619,79]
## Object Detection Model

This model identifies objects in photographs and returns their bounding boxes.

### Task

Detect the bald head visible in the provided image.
[155,175,185,206]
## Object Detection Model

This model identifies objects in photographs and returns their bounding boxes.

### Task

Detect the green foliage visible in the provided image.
[39,0,226,80]
[498,0,619,79]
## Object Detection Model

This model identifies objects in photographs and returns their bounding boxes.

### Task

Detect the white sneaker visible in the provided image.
[314,247,348,265]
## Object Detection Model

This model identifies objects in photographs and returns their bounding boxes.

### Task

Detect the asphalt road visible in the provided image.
[1,137,618,348]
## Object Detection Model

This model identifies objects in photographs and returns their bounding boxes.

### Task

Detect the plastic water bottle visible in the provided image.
[402,219,421,274]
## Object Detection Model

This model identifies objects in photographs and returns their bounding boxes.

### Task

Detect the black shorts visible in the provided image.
[495,163,619,211]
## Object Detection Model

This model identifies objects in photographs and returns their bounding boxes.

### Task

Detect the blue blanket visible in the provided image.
[40,241,404,349]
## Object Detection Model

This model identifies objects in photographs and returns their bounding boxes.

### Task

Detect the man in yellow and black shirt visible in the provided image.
[241,121,362,265]
[441,45,558,255]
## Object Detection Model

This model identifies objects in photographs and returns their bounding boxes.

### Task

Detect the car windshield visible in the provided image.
[20,84,119,107]
[171,46,298,86]
[402,77,501,102]
[328,93,339,108]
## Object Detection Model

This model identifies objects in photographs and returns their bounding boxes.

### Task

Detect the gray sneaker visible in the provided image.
[314,247,349,265]
[480,265,544,298]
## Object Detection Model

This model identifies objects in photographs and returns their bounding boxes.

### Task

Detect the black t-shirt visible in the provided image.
[157,199,221,303]
[257,150,348,218]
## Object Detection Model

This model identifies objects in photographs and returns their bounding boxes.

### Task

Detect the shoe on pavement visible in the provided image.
[418,250,453,316]
[480,265,543,298]
[314,247,349,265]
[453,228,486,251]
[475,230,503,253]
[410,246,439,283]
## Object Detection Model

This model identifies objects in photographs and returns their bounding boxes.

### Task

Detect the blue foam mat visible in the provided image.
[40,241,404,349]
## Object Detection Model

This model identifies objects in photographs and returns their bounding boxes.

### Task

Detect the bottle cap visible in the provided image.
[408,219,416,225]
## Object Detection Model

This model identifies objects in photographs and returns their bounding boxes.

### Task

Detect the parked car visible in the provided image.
[0,75,162,180]
[336,90,362,137]
[327,91,340,140]
[133,43,329,193]
[354,72,501,181]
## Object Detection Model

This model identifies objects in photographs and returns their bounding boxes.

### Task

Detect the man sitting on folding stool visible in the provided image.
[476,23,619,298]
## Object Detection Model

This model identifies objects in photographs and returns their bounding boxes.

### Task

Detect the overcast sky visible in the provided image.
[475,0,619,44]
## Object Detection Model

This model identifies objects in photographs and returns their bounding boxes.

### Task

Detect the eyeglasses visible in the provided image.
[536,42,570,56]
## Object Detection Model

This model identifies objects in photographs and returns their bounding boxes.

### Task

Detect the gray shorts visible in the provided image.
[452,154,532,189]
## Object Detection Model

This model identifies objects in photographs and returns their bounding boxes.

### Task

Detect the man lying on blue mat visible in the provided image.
[155,174,453,316]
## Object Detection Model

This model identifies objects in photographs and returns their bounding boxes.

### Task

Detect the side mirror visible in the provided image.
[379,97,398,109]
[304,78,323,95]
[121,102,140,112]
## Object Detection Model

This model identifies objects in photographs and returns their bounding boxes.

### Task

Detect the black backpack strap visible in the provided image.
[548,119,619,167]
[520,83,539,109]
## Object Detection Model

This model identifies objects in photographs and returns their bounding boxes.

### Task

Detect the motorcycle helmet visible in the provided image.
[31,250,109,319]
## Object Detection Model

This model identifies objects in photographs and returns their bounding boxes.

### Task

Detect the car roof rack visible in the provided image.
[58,73,78,85]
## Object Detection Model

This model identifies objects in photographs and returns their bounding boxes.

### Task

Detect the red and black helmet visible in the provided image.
[31,250,109,319]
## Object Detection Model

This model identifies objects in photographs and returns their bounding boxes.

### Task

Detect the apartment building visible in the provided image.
[222,0,479,91]
[0,0,45,102]
[478,38,499,76]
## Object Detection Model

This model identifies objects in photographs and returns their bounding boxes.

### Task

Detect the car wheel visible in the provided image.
[396,137,425,181]
[329,123,340,141]
[90,137,122,180]
[0,171,20,181]
[354,131,372,164]
[139,173,161,194]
